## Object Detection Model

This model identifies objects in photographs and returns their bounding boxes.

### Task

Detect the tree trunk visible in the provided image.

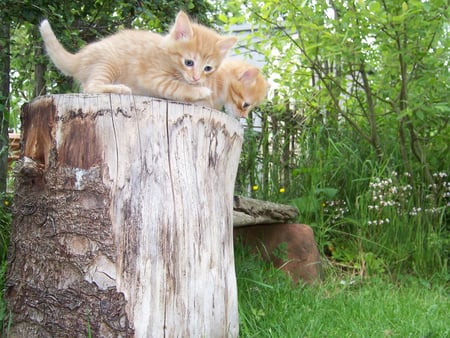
[34,28,47,98]
[0,15,10,193]
[5,94,243,337]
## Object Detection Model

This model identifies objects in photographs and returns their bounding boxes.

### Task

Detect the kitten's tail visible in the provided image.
[39,20,79,76]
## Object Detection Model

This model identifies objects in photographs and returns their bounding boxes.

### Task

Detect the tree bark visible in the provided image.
[5,94,243,337]
[0,15,10,193]
[34,28,47,98]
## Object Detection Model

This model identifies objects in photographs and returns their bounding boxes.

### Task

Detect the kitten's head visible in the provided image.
[166,11,237,85]
[224,61,270,118]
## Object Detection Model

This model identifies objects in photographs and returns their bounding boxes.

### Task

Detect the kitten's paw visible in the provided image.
[194,87,212,100]
[108,84,133,94]
[84,84,132,95]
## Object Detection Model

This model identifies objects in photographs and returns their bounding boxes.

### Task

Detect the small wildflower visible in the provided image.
[252,185,259,191]
[4,200,9,207]
[434,172,447,178]
[279,187,285,193]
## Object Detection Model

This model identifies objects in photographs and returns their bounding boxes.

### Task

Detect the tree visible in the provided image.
[0,12,10,193]
[225,0,449,184]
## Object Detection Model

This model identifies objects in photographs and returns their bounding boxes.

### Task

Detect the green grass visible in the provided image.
[235,242,450,338]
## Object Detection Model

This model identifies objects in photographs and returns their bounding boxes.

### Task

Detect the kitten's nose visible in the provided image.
[192,75,200,82]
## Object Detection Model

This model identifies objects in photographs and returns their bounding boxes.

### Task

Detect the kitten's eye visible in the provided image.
[184,59,194,67]
[242,102,251,109]
[204,65,213,72]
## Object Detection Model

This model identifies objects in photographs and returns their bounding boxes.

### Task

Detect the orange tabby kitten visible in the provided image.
[39,12,236,101]
[198,59,269,118]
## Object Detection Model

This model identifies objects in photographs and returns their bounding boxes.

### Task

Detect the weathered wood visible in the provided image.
[6,94,243,337]
[233,195,299,227]
[8,133,21,165]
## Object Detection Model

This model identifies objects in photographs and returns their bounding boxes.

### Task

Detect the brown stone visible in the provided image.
[234,223,322,284]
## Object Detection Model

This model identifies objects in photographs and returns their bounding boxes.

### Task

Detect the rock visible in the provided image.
[234,223,322,284]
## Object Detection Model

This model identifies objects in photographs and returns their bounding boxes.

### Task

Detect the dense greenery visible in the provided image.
[224,0,449,280]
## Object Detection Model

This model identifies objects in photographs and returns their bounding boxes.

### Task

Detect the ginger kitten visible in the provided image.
[39,12,236,101]
[199,59,269,118]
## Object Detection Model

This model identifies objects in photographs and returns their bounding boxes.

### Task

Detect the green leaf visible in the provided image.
[368,1,381,13]
[217,13,228,24]
[402,2,409,13]
[392,15,405,24]
[315,188,338,199]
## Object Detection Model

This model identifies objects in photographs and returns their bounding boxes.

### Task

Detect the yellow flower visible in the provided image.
[279,187,285,193]
[4,200,9,206]
[252,185,259,191]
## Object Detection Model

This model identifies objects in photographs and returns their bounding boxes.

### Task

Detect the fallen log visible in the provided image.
[233,195,299,227]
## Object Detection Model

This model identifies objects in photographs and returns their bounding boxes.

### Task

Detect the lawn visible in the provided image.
[235,243,449,338]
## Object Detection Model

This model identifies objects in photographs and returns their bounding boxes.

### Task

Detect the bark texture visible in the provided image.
[233,195,299,227]
[5,94,243,337]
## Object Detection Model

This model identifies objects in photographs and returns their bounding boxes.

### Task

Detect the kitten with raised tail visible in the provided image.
[39,12,236,101]
[198,59,269,118]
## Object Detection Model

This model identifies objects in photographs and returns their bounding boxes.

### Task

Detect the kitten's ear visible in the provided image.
[171,11,194,40]
[239,67,260,86]
[216,37,237,56]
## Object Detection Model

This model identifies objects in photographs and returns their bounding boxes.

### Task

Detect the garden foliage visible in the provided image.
[224,0,449,279]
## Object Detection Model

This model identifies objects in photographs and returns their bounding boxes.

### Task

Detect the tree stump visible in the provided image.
[5,94,243,337]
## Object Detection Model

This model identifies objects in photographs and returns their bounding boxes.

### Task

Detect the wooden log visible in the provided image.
[5,94,243,337]
[233,195,299,227]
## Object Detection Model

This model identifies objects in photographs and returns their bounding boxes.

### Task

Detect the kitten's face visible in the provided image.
[167,11,236,85]
[225,66,270,118]
[176,50,218,85]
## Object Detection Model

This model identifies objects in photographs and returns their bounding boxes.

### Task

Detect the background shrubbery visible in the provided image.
[228,0,449,280]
